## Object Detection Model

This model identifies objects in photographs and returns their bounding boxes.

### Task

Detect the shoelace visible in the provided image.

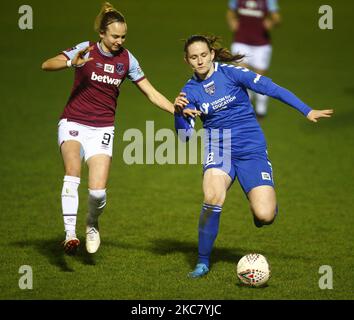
[87,228,98,241]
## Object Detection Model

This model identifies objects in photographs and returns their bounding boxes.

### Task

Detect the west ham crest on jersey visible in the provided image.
[203,81,216,96]
[69,130,79,137]
[116,63,125,75]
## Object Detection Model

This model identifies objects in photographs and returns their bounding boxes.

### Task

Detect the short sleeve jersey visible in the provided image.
[60,41,145,127]
[228,0,279,45]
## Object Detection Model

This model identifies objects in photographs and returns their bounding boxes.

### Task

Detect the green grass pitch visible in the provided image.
[1,0,354,300]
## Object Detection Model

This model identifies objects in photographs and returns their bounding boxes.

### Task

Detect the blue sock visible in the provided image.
[198,203,222,268]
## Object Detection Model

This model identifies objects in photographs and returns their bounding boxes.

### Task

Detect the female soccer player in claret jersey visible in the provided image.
[42,2,197,255]
[226,0,281,119]
[174,35,333,278]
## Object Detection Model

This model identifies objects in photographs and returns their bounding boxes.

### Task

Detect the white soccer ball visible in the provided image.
[236,253,271,287]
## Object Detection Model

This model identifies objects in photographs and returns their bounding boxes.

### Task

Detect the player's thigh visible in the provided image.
[87,154,112,190]
[203,168,232,205]
[58,119,84,177]
[248,185,277,220]
[84,125,115,189]
[60,141,82,177]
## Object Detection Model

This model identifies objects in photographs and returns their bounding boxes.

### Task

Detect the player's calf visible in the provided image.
[61,175,80,240]
[86,189,106,227]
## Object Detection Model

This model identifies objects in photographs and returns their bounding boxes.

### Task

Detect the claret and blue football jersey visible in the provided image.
[61,41,145,127]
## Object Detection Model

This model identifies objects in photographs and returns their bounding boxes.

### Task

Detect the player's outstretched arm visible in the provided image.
[136,80,201,117]
[135,78,175,114]
[41,46,94,71]
[306,109,334,123]
[41,54,69,71]
[245,74,333,120]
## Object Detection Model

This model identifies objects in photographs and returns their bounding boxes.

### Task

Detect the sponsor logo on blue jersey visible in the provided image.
[200,103,210,114]
[253,74,262,83]
[261,172,271,181]
[210,95,237,112]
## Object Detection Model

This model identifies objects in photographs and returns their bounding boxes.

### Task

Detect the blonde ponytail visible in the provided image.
[94,2,125,33]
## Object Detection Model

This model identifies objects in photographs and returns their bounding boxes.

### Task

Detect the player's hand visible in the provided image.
[174,92,189,112]
[263,18,274,30]
[174,92,201,118]
[72,46,94,66]
[182,108,201,118]
[306,109,334,123]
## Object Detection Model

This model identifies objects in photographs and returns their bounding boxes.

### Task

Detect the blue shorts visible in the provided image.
[203,149,274,194]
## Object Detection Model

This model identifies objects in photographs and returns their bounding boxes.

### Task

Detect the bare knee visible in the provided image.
[63,156,81,177]
[202,169,231,206]
[65,168,80,177]
[204,189,225,206]
[64,162,80,177]
[251,205,277,225]
[248,186,277,226]
[62,157,81,177]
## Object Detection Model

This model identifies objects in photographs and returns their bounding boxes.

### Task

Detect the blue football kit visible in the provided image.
[175,62,312,194]
[175,62,313,275]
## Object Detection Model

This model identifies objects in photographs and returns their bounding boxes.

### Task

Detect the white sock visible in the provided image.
[87,189,107,228]
[61,175,80,239]
[255,93,269,116]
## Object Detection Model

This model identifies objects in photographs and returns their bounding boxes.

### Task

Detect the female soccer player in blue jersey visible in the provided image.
[174,35,333,278]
